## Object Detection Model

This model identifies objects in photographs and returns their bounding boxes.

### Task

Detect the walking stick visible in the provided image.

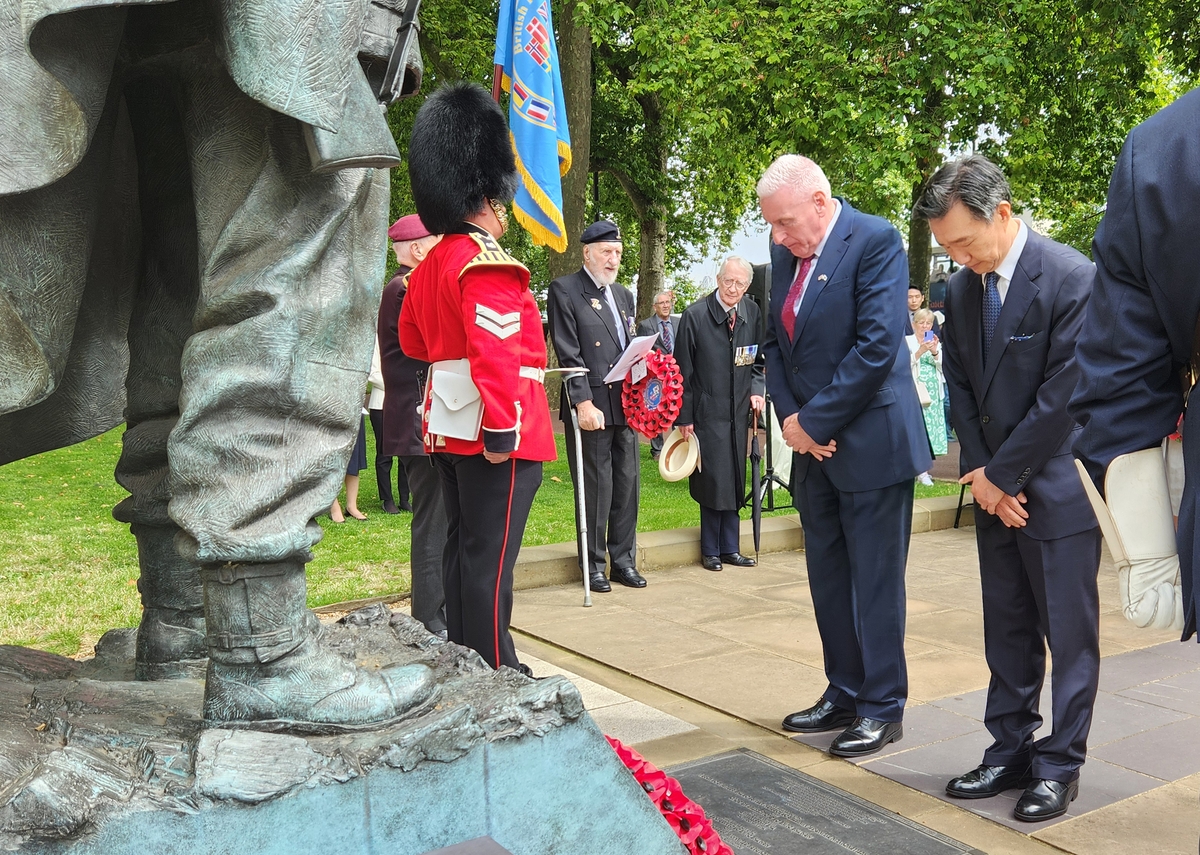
[549,367,592,607]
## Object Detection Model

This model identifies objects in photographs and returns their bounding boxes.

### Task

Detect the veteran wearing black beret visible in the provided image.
[547,221,647,592]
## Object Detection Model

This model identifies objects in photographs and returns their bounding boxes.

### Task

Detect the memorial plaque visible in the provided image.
[669,750,984,855]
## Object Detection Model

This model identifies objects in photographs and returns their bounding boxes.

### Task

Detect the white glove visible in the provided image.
[1075,447,1184,632]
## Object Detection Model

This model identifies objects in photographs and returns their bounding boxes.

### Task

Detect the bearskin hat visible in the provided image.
[408,82,519,234]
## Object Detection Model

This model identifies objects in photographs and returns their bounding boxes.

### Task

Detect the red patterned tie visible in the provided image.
[781,255,815,341]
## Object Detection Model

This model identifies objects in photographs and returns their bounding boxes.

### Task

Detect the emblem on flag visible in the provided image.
[493,0,572,252]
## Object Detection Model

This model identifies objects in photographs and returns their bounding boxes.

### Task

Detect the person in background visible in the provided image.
[637,291,680,459]
[368,338,411,514]
[907,308,947,485]
[674,257,765,571]
[379,214,447,636]
[330,413,369,522]
[548,221,647,592]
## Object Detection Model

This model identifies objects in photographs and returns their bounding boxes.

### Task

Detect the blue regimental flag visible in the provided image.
[494,0,572,252]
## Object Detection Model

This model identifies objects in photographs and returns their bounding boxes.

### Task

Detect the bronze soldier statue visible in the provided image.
[0,0,437,731]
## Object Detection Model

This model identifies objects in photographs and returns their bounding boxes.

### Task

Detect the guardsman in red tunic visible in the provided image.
[399,82,555,672]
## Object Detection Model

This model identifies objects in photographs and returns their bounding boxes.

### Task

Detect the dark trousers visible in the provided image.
[564,423,639,575]
[650,432,665,457]
[793,464,913,721]
[976,520,1102,782]
[700,505,740,556]
[368,408,409,509]
[435,453,541,670]
[399,454,447,634]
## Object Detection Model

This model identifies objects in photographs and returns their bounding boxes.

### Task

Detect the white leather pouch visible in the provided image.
[427,359,483,441]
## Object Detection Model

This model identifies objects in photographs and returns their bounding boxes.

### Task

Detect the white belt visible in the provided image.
[519,366,545,383]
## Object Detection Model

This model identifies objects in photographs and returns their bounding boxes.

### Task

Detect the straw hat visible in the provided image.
[658,427,700,482]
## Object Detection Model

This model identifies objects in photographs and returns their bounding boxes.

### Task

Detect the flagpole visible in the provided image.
[492,64,503,102]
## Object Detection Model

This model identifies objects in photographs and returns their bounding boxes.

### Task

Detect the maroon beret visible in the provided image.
[388,214,433,242]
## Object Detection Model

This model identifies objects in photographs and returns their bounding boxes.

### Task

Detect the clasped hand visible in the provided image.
[960,467,1027,528]
[575,400,606,431]
[781,414,836,460]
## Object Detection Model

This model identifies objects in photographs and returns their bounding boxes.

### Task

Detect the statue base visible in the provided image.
[0,606,681,854]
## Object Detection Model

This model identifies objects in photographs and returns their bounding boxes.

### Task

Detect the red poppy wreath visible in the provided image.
[621,350,683,439]
[606,736,733,855]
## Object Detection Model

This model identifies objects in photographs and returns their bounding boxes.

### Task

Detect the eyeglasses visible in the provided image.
[720,278,750,289]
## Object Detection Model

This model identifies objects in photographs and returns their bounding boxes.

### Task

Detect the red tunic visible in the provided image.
[398,227,556,461]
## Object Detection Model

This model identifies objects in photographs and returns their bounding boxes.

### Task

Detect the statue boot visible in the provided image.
[200,561,439,733]
[134,524,208,680]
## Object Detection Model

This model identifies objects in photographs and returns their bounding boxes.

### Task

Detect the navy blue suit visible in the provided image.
[942,228,1101,783]
[765,200,930,722]
[1070,87,1200,642]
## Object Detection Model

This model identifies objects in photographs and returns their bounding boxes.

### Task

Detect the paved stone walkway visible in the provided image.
[512,527,1200,855]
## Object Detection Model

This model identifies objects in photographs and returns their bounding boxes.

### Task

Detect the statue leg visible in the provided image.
[114,78,207,679]
[140,57,435,729]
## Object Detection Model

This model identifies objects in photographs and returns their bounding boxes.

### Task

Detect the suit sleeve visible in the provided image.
[461,266,525,453]
[940,285,990,474]
[985,262,1092,492]
[1070,132,1183,490]
[674,311,697,427]
[764,279,802,420]
[547,278,592,407]
[797,226,909,443]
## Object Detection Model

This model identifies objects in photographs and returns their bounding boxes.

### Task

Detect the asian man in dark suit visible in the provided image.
[636,291,680,458]
[916,155,1100,822]
[547,221,646,593]
[759,155,932,758]
[1070,87,1200,644]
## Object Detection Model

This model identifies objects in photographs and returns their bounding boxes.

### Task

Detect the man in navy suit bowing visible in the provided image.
[916,156,1100,822]
[760,155,931,757]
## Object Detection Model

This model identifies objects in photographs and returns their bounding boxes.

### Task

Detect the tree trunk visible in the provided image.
[907,195,932,294]
[636,217,667,321]
[548,0,591,282]
[546,0,591,411]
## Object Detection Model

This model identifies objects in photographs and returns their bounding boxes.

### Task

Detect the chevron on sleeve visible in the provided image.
[475,303,522,339]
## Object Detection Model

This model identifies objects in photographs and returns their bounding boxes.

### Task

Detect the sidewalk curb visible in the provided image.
[515,493,972,591]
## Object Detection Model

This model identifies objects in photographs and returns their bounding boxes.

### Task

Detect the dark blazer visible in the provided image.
[377,270,427,458]
[1070,86,1200,637]
[547,269,636,425]
[942,230,1096,541]
[764,200,931,492]
[675,292,765,509]
[636,314,680,353]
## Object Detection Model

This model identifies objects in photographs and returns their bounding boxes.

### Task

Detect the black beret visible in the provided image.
[581,220,621,244]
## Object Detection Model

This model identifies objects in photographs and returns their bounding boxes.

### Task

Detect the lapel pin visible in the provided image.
[817,274,827,282]
[590,298,602,312]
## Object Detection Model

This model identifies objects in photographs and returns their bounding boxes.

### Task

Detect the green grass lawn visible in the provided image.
[0,426,958,656]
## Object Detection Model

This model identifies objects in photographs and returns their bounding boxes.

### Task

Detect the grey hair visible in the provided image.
[719,256,754,282]
[756,155,831,199]
[913,155,1011,222]
[913,308,935,325]
[653,290,673,302]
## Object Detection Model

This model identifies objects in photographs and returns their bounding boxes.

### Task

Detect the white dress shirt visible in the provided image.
[584,267,627,347]
[990,220,1029,305]
[791,199,843,318]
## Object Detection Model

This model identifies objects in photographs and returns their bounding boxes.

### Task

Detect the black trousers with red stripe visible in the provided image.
[434,453,542,669]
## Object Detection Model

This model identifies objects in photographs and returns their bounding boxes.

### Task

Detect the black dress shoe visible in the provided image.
[382,501,401,515]
[946,764,1033,799]
[1014,778,1078,822]
[588,571,611,593]
[398,500,413,512]
[720,552,756,567]
[828,717,903,757]
[701,555,723,571]
[611,566,647,588]
[782,699,857,733]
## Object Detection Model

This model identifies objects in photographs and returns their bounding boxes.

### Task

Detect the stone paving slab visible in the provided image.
[512,528,1199,853]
